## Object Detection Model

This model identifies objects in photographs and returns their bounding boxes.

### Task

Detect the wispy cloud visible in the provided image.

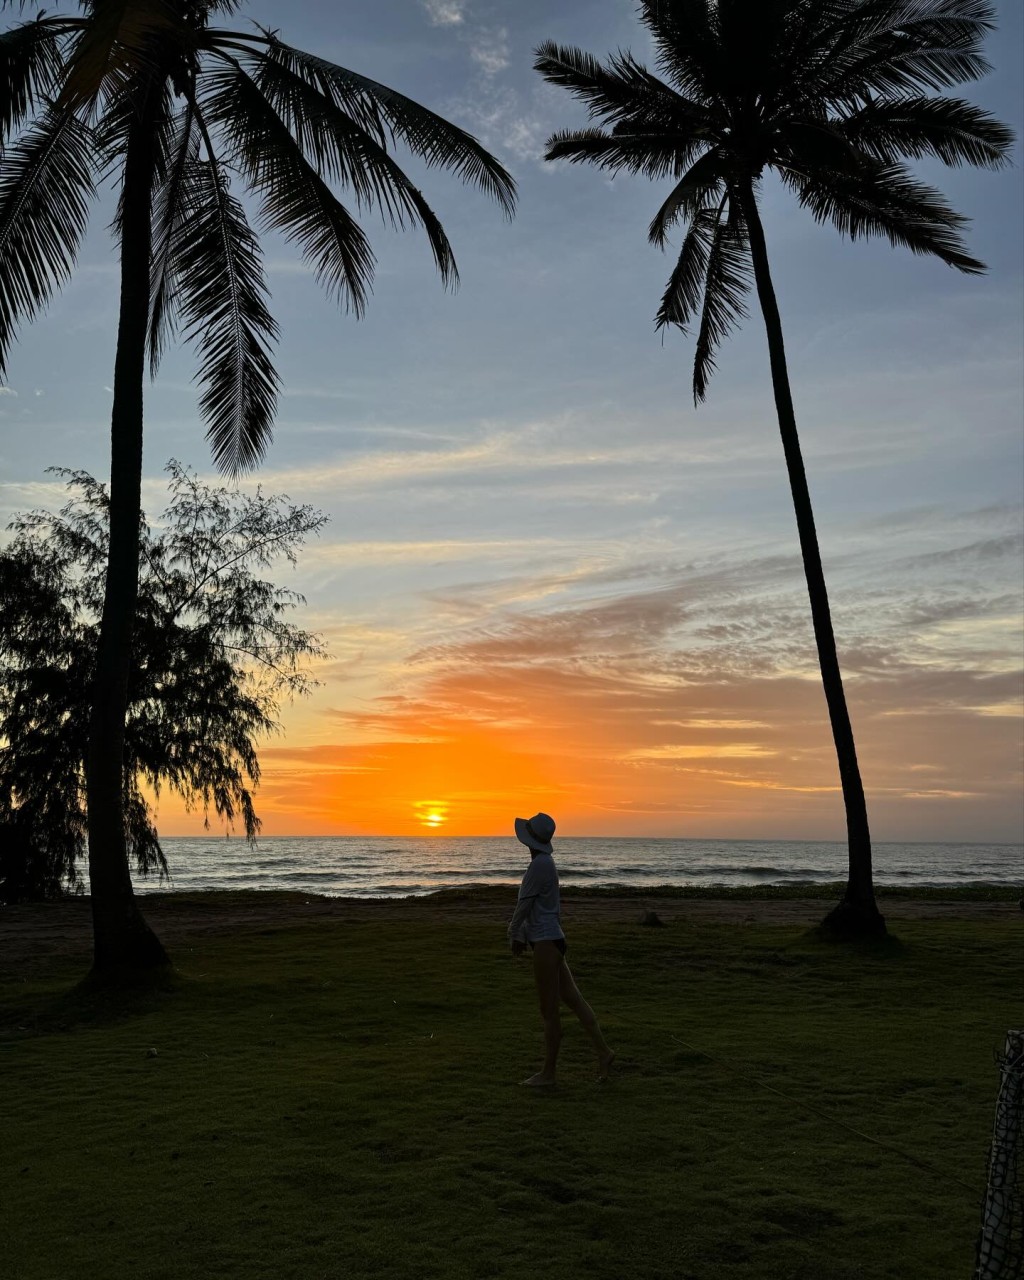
[263,258,315,277]
[240,413,780,499]
[304,536,559,567]
[419,0,467,26]
[652,718,771,730]
[468,26,509,75]
[232,383,1019,507]
[623,744,779,760]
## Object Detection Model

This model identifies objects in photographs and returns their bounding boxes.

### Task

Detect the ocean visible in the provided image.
[139,836,1024,898]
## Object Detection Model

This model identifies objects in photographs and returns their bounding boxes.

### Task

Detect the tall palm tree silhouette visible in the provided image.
[536,0,1012,935]
[0,0,515,971]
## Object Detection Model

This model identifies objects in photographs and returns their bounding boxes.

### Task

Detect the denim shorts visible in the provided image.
[529,938,567,956]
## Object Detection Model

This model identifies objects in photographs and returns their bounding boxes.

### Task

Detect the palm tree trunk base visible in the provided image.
[820,896,888,938]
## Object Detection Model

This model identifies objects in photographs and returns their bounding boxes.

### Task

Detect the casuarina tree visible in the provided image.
[535,0,1013,936]
[0,1,516,971]
[0,460,326,905]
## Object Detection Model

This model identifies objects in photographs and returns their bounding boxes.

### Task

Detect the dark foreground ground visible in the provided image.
[0,886,1019,1279]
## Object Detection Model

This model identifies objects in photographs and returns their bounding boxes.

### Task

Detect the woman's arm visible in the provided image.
[507,861,544,944]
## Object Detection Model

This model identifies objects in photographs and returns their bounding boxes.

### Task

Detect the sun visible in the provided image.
[414,800,450,831]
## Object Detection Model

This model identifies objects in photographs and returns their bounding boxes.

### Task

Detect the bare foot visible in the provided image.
[522,1072,557,1088]
[597,1050,616,1081]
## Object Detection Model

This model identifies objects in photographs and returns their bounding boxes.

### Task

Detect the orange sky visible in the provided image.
[155,651,1023,842]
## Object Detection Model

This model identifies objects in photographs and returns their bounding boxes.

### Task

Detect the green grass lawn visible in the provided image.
[1,897,1019,1279]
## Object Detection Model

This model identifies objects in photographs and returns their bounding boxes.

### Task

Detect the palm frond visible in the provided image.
[534,40,713,136]
[637,0,724,107]
[833,37,991,100]
[0,17,70,141]
[691,196,752,403]
[169,151,280,474]
[774,117,866,179]
[0,107,95,376]
[244,49,459,287]
[56,0,180,113]
[148,101,201,376]
[241,38,516,217]
[653,195,718,333]
[792,0,996,104]
[834,0,997,49]
[544,126,708,179]
[785,157,986,273]
[99,73,175,239]
[652,185,754,401]
[648,148,727,246]
[547,122,716,179]
[771,0,850,102]
[200,61,376,315]
[835,93,1014,168]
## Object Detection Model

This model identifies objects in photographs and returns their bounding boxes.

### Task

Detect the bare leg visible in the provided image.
[524,941,563,1086]
[559,961,615,1079]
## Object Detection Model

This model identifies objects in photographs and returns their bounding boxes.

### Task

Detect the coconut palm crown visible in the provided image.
[537,0,1010,399]
[536,0,1012,934]
[0,0,515,971]
[1,0,516,472]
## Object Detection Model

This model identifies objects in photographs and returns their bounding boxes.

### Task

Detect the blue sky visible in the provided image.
[1,0,1021,840]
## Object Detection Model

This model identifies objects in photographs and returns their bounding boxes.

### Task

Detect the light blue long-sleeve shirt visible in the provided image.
[507,852,565,945]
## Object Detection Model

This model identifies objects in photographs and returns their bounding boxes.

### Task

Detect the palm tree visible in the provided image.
[535,0,1012,936]
[0,0,515,972]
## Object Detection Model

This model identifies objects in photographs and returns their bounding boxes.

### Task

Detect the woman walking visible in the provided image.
[508,812,615,1086]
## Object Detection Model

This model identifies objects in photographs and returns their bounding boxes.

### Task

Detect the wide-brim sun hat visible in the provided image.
[515,812,556,854]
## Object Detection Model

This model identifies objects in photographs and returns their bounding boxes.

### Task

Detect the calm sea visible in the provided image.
[139,837,1024,898]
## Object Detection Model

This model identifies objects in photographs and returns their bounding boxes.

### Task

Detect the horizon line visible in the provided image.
[157,833,1024,846]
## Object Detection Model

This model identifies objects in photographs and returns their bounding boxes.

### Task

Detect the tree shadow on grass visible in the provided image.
[0,966,186,1041]
[800,927,908,960]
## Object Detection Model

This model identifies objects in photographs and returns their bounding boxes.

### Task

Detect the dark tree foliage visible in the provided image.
[536,0,1013,936]
[0,461,326,904]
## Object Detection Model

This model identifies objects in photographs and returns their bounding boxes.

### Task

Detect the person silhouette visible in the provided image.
[508,812,615,1086]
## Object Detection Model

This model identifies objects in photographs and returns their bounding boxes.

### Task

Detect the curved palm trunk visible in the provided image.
[84,100,168,974]
[737,182,885,937]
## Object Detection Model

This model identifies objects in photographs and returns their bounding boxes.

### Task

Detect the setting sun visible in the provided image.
[414,800,450,831]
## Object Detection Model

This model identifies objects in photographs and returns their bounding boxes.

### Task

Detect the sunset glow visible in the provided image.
[153,631,1024,842]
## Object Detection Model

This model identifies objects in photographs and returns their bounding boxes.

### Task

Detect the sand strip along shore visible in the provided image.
[1,888,1017,978]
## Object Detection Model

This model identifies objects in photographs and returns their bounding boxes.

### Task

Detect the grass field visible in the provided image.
[1,891,1019,1279]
